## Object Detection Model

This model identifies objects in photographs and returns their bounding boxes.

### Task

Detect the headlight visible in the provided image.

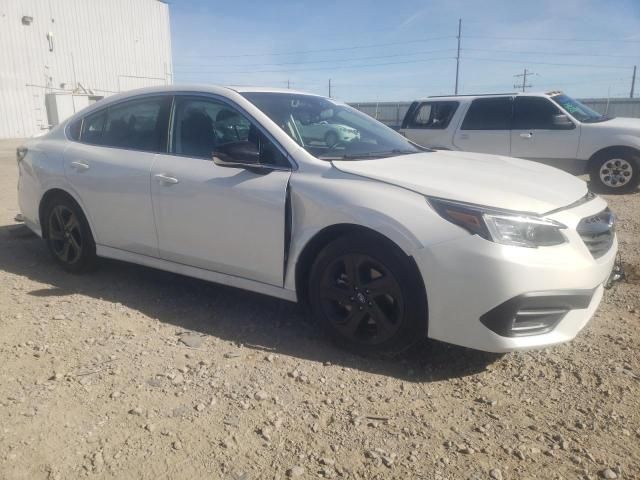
[428,198,567,248]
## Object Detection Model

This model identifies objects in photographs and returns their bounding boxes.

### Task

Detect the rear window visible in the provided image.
[408,101,458,129]
[461,97,512,130]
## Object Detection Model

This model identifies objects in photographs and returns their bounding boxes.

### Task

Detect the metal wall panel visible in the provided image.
[0,0,172,138]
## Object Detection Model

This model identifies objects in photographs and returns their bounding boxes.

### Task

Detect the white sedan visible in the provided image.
[16,85,618,353]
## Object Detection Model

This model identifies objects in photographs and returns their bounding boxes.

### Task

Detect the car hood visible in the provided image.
[584,116,640,131]
[332,151,588,215]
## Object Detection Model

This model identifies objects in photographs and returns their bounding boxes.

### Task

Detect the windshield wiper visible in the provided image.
[320,149,420,160]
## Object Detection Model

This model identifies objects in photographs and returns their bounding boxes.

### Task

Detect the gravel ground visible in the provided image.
[0,138,638,480]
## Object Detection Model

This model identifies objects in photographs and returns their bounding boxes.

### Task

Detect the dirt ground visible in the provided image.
[0,138,638,480]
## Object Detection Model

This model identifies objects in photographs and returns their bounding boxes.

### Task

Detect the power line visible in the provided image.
[175,56,454,75]
[174,48,455,70]
[178,35,455,59]
[464,57,631,70]
[464,34,640,44]
[463,48,640,59]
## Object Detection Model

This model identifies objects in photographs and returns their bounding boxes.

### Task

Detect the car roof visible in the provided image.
[415,91,561,101]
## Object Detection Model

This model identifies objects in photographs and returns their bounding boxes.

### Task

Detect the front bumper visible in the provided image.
[413,198,617,352]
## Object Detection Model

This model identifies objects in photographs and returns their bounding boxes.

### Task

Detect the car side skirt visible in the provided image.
[97,245,298,302]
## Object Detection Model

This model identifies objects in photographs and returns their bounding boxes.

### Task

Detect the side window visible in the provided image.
[513,97,562,130]
[100,97,169,152]
[461,97,512,130]
[67,118,82,141]
[172,96,289,167]
[80,110,106,144]
[410,101,458,129]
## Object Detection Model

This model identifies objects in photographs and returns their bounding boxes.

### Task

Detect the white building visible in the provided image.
[0,0,172,139]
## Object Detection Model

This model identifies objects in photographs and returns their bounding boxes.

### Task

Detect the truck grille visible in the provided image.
[576,208,615,259]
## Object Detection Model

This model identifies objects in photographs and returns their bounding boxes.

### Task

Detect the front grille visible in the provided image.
[577,208,615,259]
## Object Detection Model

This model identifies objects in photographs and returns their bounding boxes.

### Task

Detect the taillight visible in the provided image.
[16,146,28,163]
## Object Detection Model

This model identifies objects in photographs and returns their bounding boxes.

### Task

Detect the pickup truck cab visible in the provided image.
[400,92,640,193]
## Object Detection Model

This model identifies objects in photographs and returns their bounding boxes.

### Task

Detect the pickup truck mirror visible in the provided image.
[552,114,575,130]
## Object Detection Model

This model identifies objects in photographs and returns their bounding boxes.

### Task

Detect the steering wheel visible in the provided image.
[324,141,348,155]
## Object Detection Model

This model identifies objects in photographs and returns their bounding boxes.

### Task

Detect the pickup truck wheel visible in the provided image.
[43,196,97,273]
[590,153,639,194]
[308,231,427,355]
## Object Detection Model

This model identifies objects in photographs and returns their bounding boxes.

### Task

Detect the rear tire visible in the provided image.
[589,152,639,194]
[43,195,97,273]
[308,231,427,354]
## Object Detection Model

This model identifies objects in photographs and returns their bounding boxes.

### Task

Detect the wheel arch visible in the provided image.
[39,188,92,240]
[587,145,640,170]
[293,223,427,314]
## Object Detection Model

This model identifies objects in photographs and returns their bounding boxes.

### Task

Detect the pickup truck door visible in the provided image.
[399,101,460,149]
[510,96,582,174]
[452,97,512,156]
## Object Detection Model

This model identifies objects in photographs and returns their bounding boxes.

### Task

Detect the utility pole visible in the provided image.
[631,65,637,98]
[287,79,290,89]
[454,18,462,95]
[513,68,534,92]
[328,78,332,98]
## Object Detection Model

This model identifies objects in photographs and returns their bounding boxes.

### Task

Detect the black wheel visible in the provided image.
[589,152,639,194]
[44,196,97,273]
[325,131,339,148]
[309,231,427,354]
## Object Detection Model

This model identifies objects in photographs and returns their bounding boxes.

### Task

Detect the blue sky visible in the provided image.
[169,0,640,102]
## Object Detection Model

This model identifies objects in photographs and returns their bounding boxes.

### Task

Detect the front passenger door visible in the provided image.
[150,95,291,286]
[510,96,581,173]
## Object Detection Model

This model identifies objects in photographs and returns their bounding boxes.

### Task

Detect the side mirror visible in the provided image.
[212,142,273,173]
[552,114,575,130]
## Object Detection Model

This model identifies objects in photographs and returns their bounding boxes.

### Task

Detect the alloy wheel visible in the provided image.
[318,253,404,345]
[599,158,633,188]
[48,205,83,264]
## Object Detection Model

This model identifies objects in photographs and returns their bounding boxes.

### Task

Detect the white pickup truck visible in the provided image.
[400,92,640,193]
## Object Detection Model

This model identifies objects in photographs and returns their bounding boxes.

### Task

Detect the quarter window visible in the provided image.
[461,97,512,130]
[171,96,288,167]
[410,101,458,129]
[513,97,562,130]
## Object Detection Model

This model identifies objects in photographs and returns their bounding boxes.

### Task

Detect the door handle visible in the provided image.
[519,132,533,139]
[154,173,179,185]
[70,161,90,171]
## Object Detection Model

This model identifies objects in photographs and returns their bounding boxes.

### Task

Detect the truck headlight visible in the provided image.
[428,198,567,248]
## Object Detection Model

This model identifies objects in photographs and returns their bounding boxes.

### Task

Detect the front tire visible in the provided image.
[308,231,427,354]
[589,152,639,194]
[43,195,97,273]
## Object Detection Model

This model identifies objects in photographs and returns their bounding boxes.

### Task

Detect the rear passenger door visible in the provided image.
[64,95,171,257]
[453,97,512,155]
[400,100,459,148]
[510,96,581,172]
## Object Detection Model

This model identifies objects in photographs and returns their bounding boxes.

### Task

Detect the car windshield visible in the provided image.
[241,92,424,160]
[550,94,610,123]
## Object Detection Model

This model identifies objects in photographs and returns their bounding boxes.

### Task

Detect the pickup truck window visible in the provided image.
[513,97,562,130]
[461,97,512,130]
[409,101,459,129]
